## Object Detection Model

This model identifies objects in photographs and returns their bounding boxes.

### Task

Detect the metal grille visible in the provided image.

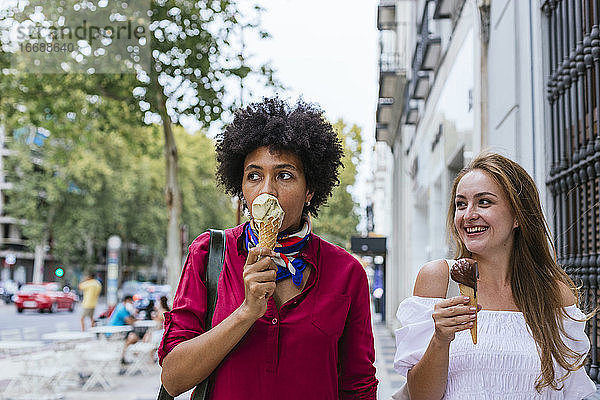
[543,0,600,381]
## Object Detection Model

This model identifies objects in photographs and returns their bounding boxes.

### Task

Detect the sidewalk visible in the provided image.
[60,364,193,400]
[62,319,402,400]
[373,315,404,399]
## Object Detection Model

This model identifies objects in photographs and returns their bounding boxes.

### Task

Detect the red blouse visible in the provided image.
[158,223,378,399]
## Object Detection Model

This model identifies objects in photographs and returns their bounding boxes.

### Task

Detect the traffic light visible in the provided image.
[54,267,64,278]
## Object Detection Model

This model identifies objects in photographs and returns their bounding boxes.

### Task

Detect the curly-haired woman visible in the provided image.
[393,152,596,399]
[158,98,378,399]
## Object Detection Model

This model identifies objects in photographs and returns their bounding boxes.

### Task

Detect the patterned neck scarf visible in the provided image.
[244,216,312,287]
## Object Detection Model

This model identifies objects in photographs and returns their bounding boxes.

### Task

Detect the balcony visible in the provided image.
[376,69,407,147]
[400,0,442,128]
[411,71,430,100]
[405,106,419,125]
[375,0,407,148]
[377,1,396,31]
[379,52,402,74]
[433,0,466,21]
[403,83,419,125]
[413,1,442,73]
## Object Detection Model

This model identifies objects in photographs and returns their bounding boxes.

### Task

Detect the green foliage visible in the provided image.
[3,116,233,268]
[177,126,235,240]
[312,120,362,249]
[0,0,273,276]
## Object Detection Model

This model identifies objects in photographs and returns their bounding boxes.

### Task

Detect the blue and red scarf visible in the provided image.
[244,216,312,287]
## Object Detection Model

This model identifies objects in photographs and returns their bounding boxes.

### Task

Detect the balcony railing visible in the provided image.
[380,52,405,73]
[406,0,441,107]
[542,0,600,382]
[433,0,466,23]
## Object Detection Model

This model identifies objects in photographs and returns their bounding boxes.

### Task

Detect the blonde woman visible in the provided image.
[394,152,596,399]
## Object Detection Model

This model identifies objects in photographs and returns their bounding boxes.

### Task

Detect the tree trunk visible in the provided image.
[156,85,183,294]
[85,234,94,272]
[32,239,47,283]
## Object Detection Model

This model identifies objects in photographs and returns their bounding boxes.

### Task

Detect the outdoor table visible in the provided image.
[81,351,120,391]
[133,320,158,328]
[88,325,133,334]
[88,325,133,340]
[41,331,95,342]
[0,340,45,355]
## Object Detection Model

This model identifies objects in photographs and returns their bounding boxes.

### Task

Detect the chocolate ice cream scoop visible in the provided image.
[450,258,479,290]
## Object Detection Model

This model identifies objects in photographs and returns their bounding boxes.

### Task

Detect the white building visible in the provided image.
[373,1,598,373]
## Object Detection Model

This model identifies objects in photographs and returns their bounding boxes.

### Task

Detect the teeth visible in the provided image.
[466,226,487,233]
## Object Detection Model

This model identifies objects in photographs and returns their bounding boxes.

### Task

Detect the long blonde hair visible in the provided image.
[446,152,587,391]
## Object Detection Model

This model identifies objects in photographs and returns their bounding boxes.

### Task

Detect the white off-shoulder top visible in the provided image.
[394,296,597,399]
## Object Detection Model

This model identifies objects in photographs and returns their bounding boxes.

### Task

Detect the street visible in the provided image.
[1,300,83,335]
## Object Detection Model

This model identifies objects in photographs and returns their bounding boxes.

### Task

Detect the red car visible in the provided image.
[14,282,78,313]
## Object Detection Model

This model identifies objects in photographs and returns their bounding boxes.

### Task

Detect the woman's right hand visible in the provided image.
[240,246,278,320]
[432,296,478,343]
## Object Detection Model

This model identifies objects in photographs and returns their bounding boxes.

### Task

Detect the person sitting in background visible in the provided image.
[109,295,140,365]
[152,296,170,325]
[143,296,171,344]
[78,273,102,331]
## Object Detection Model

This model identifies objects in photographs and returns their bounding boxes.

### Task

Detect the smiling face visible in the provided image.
[242,146,313,233]
[453,169,518,257]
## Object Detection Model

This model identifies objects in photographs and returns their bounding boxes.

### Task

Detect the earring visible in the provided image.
[240,197,251,218]
[305,200,310,207]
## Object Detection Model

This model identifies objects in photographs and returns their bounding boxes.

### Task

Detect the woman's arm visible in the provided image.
[406,260,477,400]
[161,246,278,396]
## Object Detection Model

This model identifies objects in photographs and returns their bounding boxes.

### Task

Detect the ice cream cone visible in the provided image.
[251,193,285,253]
[256,216,280,250]
[459,283,477,344]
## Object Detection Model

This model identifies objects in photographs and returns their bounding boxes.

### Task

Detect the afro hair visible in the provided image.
[215,97,344,217]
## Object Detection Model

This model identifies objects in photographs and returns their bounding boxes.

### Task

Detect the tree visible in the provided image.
[0,71,149,280]
[312,120,362,249]
[177,126,235,240]
[1,0,278,290]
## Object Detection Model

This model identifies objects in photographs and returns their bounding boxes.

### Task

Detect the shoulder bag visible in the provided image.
[157,229,226,400]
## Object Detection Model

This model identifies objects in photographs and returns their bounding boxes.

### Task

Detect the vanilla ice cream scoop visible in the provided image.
[251,193,285,223]
[251,193,285,250]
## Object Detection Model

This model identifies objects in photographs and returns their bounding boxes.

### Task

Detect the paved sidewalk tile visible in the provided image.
[373,319,404,399]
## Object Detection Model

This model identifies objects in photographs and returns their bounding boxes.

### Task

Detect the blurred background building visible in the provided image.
[0,126,52,284]
[372,0,600,381]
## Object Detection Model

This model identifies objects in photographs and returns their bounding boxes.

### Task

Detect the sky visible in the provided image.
[243,0,379,129]
[240,0,380,225]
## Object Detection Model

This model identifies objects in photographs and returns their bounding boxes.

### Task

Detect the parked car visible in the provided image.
[14,282,78,313]
[0,280,18,304]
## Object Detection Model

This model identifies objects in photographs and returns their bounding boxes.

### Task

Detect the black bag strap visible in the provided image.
[205,229,225,331]
[157,229,226,400]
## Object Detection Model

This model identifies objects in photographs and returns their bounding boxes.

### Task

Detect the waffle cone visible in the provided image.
[256,216,281,250]
[459,284,477,344]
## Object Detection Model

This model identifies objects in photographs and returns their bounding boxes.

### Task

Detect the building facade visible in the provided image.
[0,125,52,284]
[374,0,600,380]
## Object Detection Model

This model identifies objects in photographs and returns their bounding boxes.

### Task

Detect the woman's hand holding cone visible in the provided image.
[432,296,481,344]
[241,246,278,320]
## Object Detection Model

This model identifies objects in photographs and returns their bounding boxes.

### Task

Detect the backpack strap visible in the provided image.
[158,229,226,400]
[191,229,226,400]
[205,229,226,330]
